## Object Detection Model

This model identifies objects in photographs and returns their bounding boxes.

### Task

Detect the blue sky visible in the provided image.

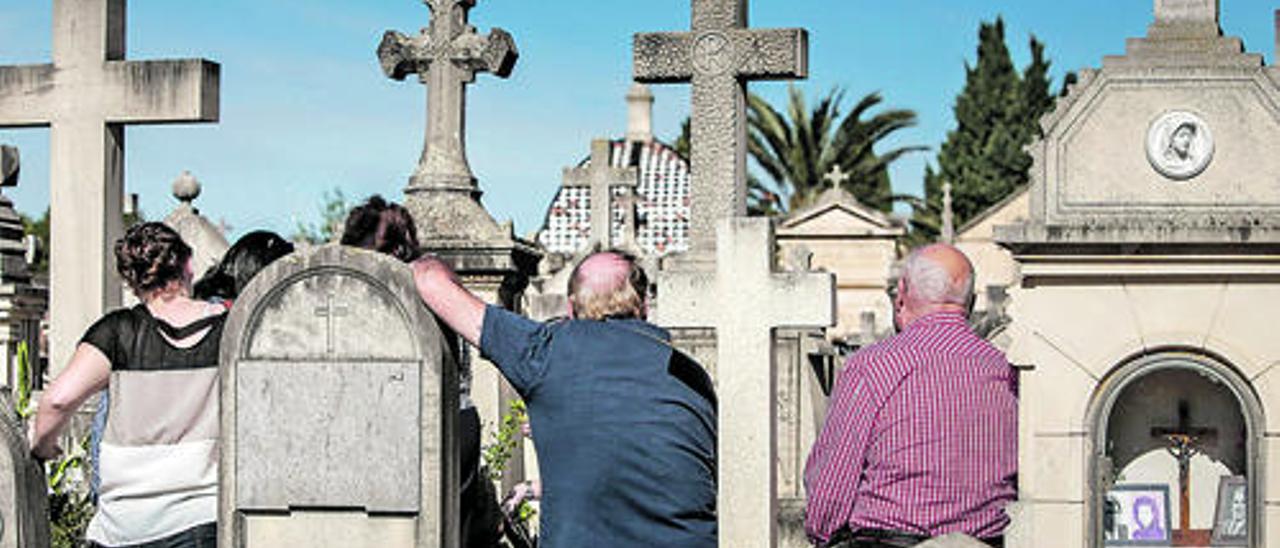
[0,1,1276,239]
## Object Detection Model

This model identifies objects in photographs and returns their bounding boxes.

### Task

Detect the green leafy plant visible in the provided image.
[14,341,32,419]
[482,399,527,482]
[46,434,94,548]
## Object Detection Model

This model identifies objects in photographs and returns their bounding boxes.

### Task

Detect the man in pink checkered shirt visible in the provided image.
[804,244,1017,548]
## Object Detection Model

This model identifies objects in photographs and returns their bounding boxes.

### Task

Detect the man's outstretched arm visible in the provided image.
[412,255,486,347]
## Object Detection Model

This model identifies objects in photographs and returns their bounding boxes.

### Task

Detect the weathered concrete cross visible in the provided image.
[378,0,518,194]
[633,0,808,259]
[562,139,639,250]
[0,0,220,370]
[655,217,834,547]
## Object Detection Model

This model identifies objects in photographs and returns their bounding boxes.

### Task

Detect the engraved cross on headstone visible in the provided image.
[314,293,350,356]
[0,0,220,371]
[562,139,639,250]
[633,0,808,259]
[655,218,834,548]
[378,0,518,194]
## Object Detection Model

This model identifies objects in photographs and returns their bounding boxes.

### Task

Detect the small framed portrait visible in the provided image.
[1104,484,1173,546]
[1211,476,1248,546]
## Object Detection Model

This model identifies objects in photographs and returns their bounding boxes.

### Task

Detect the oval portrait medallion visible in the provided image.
[1146,111,1214,181]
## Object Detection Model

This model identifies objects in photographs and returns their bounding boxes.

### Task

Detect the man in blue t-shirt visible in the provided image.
[412,250,717,548]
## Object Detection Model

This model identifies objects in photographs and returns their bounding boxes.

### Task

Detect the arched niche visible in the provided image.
[1085,351,1264,547]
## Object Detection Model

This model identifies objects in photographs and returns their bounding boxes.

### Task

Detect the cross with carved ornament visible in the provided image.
[378,0,518,194]
[1151,400,1218,536]
[633,0,808,261]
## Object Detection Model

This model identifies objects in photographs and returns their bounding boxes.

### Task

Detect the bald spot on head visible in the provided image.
[567,252,647,320]
[901,243,974,308]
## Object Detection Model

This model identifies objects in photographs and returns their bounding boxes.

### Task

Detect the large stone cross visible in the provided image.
[378,0,518,194]
[562,139,639,250]
[0,0,220,370]
[655,217,834,547]
[633,0,808,259]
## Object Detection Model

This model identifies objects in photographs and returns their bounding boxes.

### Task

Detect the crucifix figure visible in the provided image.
[823,164,850,191]
[378,0,518,195]
[562,139,639,250]
[656,218,834,547]
[0,0,220,371]
[1151,400,1218,536]
[314,293,350,356]
[633,0,808,261]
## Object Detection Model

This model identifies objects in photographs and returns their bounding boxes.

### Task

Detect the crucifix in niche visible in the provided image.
[1150,399,1218,543]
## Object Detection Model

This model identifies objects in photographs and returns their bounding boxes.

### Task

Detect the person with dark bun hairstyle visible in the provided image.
[193,230,295,305]
[31,222,227,547]
[340,194,421,262]
[341,195,501,547]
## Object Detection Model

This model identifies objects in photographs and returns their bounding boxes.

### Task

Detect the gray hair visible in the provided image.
[901,248,974,306]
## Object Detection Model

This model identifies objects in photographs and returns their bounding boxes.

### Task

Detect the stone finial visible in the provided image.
[940,181,955,244]
[823,164,850,190]
[626,83,655,144]
[0,145,17,188]
[172,170,201,205]
[1155,0,1218,25]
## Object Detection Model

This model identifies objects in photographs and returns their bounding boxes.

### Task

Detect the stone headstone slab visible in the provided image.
[219,245,459,547]
[0,392,50,548]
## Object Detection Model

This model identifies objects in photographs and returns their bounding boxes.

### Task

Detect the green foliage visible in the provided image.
[482,399,527,482]
[14,342,32,419]
[47,435,94,548]
[913,17,1063,244]
[293,187,350,245]
[748,85,925,215]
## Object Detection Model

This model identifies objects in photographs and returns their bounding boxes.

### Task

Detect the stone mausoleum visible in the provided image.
[996,1,1280,546]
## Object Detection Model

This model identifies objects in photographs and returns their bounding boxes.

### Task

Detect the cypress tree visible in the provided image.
[913,17,1057,240]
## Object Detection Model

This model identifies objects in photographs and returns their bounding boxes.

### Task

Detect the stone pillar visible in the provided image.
[626,83,655,145]
[0,147,47,393]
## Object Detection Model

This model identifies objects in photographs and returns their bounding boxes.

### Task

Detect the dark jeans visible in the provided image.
[825,528,1004,548]
[90,522,216,548]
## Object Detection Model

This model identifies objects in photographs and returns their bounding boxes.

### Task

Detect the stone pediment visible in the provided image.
[779,188,904,238]
[997,3,1280,248]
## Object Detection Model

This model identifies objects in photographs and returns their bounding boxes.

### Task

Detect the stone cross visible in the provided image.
[562,139,639,249]
[940,181,955,244]
[378,0,518,194]
[633,0,808,259]
[0,0,220,371]
[655,217,834,547]
[1151,400,1218,536]
[823,164,850,190]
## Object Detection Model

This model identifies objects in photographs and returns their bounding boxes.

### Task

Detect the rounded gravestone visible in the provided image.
[219,245,459,548]
[1145,110,1215,181]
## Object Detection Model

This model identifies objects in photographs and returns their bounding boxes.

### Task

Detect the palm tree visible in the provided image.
[747,85,925,215]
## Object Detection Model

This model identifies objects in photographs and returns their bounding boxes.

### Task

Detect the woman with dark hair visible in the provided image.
[31,222,227,547]
[341,195,501,547]
[194,230,295,305]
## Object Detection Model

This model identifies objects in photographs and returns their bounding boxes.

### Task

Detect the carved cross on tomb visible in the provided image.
[633,0,808,259]
[0,0,220,370]
[562,139,640,250]
[314,294,350,356]
[823,164,851,190]
[1150,400,1218,536]
[655,218,834,547]
[378,0,518,194]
